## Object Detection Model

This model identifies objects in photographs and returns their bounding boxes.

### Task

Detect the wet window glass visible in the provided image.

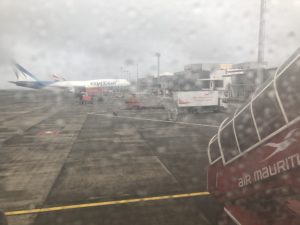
[220,121,240,162]
[0,1,299,225]
[252,84,286,139]
[234,106,259,152]
[209,137,221,163]
[215,80,224,88]
[276,56,300,121]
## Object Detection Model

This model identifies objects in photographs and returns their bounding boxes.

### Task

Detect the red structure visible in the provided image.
[125,95,141,109]
[86,87,108,96]
[207,49,300,224]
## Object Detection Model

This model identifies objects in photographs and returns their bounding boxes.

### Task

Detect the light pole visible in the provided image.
[257,0,266,85]
[155,52,161,95]
[155,52,161,77]
[136,64,139,88]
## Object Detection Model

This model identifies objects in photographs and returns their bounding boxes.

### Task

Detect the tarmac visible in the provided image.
[0,90,227,225]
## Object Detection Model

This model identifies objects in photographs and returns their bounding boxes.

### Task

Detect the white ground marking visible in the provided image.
[88,113,219,128]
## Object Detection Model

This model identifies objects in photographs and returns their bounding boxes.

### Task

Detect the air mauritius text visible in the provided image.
[238,153,300,188]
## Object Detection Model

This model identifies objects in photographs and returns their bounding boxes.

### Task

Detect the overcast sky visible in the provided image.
[0,0,299,88]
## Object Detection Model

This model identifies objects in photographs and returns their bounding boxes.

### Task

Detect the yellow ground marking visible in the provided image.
[5,192,210,216]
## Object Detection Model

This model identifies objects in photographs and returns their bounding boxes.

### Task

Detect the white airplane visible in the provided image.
[50,78,130,90]
[10,63,131,93]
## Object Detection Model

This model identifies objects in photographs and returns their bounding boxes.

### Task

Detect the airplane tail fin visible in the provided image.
[13,63,40,82]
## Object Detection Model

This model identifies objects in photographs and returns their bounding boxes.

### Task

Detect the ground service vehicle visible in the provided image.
[207,48,300,225]
[80,93,93,104]
[125,94,141,109]
[174,90,220,113]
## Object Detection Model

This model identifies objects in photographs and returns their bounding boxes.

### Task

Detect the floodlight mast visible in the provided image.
[257,0,266,85]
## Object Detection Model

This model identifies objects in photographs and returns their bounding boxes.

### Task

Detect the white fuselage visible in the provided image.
[50,79,130,89]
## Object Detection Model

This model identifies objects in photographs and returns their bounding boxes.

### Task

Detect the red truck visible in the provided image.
[80,92,93,104]
[125,94,141,109]
[207,48,300,224]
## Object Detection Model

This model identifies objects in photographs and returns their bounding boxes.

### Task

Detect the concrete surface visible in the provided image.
[0,90,226,225]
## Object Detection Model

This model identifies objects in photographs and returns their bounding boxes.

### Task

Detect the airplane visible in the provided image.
[10,63,131,93]
[10,63,56,89]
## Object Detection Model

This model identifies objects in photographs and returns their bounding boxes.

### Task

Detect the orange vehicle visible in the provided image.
[125,94,141,109]
[80,93,93,104]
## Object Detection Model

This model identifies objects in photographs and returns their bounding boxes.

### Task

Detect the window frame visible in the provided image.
[217,53,300,165]
[208,134,222,164]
